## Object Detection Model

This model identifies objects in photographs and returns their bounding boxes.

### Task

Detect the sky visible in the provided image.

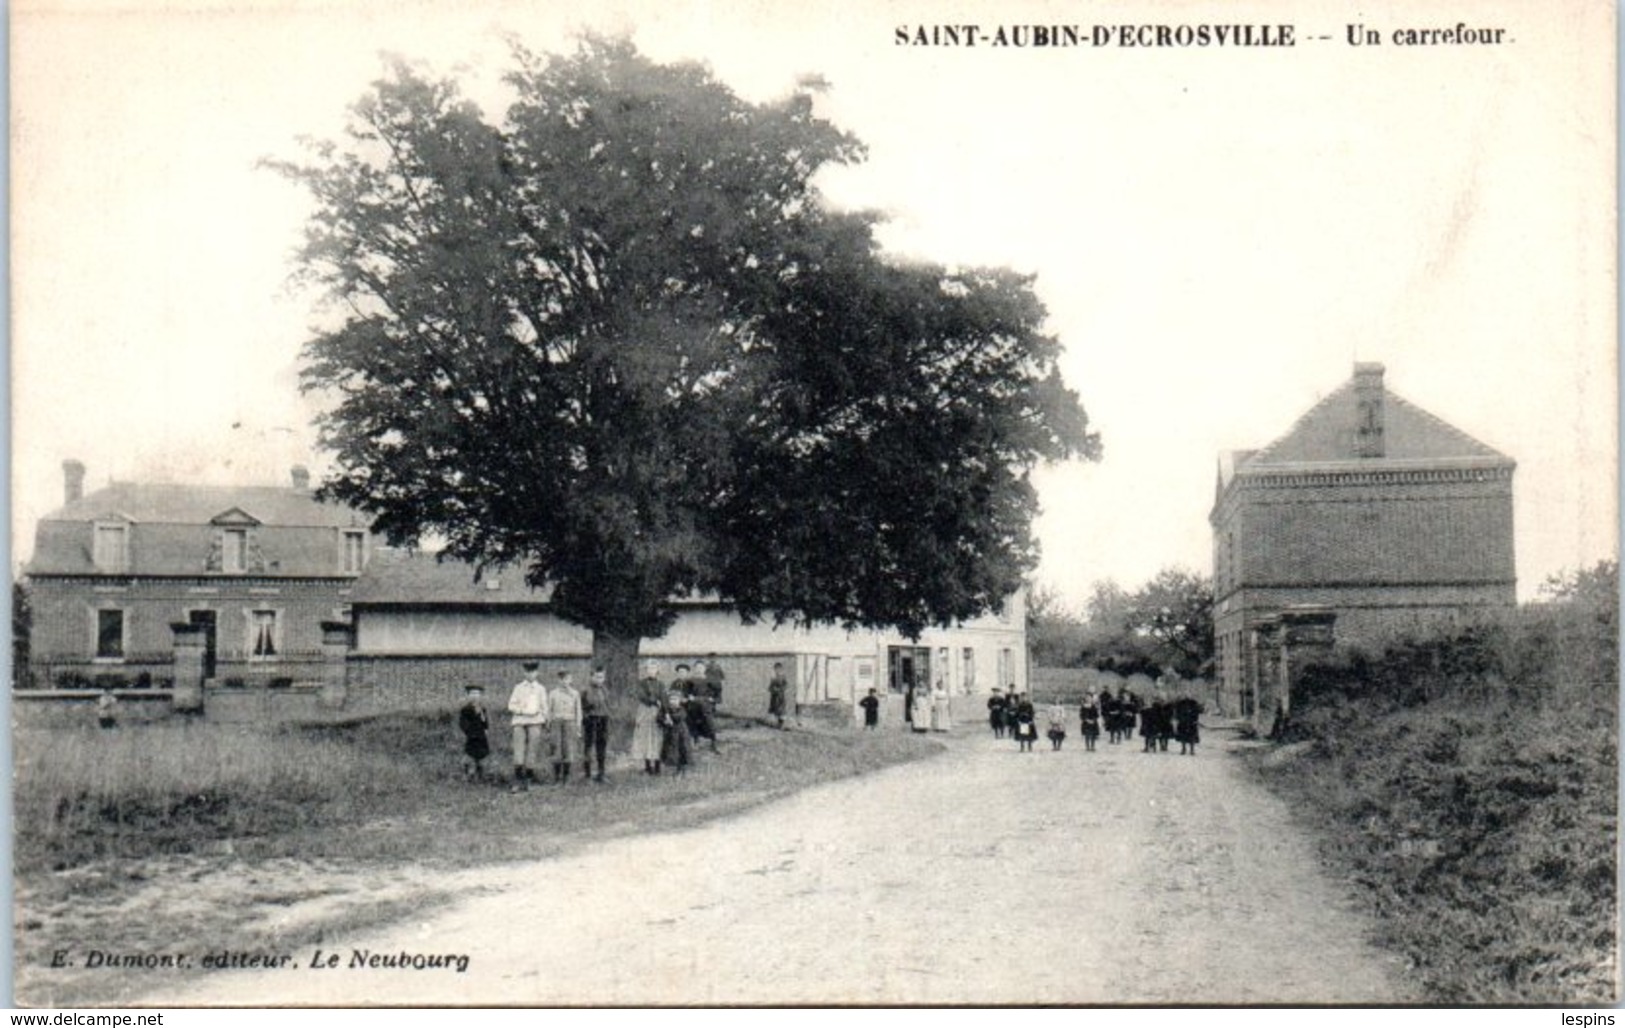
[10,0,1617,612]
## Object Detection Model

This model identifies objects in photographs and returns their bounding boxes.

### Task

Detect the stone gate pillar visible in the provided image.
[319,620,354,710]
[1278,607,1337,719]
[170,622,206,714]
[1249,616,1280,734]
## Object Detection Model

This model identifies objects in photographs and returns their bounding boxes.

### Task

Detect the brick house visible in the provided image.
[24,460,376,689]
[345,548,1029,721]
[1211,363,1516,718]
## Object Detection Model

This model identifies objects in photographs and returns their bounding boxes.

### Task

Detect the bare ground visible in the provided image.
[101,725,1415,1006]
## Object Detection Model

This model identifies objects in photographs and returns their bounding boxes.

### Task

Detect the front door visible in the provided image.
[887,646,932,693]
[188,610,218,680]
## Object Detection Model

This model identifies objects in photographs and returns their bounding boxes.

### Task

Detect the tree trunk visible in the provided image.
[592,631,642,696]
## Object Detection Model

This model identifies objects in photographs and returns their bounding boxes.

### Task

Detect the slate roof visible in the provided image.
[29,482,373,577]
[1238,373,1513,470]
[351,549,726,608]
[349,549,555,606]
[41,482,365,528]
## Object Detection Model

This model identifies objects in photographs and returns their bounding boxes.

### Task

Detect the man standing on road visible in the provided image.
[987,687,1007,739]
[507,661,549,791]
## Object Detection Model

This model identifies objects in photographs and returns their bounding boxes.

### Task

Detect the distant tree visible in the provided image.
[1123,568,1215,679]
[1077,568,1214,679]
[1538,559,1618,613]
[274,38,1099,690]
[1026,580,1088,668]
[1083,579,1130,629]
[1533,558,1618,689]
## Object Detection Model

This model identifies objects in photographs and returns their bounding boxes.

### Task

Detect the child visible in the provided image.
[547,670,582,783]
[768,663,790,730]
[581,667,611,782]
[96,686,119,731]
[859,688,880,729]
[1079,693,1101,752]
[1013,693,1037,752]
[507,660,549,791]
[1174,694,1203,756]
[661,688,693,775]
[458,685,491,781]
[1045,702,1067,750]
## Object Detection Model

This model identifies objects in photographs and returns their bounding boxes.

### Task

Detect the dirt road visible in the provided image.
[152,726,1410,1005]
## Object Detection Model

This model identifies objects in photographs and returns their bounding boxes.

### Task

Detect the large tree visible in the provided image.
[276,37,1098,688]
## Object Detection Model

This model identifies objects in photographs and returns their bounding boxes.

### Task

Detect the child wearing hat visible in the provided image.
[859,687,880,729]
[458,685,491,781]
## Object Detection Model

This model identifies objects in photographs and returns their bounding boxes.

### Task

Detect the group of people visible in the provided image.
[986,683,1205,757]
[629,658,726,777]
[1079,686,1205,756]
[986,688,1041,750]
[903,679,955,733]
[456,656,730,790]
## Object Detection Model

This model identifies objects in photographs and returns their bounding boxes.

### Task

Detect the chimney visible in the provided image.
[63,459,85,504]
[290,465,311,491]
[1353,362,1385,458]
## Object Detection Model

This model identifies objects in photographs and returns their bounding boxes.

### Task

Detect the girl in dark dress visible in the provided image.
[987,689,1008,738]
[458,685,491,781]
[1120,690,1141,744]
[660,689,693,775]
[1174,695,1203,755]
[1142,697,1163,753]
[1013,694,1037,752]
[1079,694,1101,752]
[1099,690,1119,743]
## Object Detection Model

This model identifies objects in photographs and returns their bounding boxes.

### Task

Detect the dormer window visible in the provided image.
[223,529,249,574]
[341,530,366,574]
[93,522,128,571]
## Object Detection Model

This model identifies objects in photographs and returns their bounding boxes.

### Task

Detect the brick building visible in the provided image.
[1211,363,1516,718]
[24,460,376,689]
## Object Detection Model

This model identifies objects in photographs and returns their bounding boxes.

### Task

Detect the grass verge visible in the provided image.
[1244,685,1617,1004]
[14,712,942,1004]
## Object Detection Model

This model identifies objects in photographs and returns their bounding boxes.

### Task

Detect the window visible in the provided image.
[95,609,125,660]
[997,647,1014,691]
[93,524,128,571]
[249,609,279,660]
[341,531,366,574]
[961,647,976,694]
[223,530,248,573]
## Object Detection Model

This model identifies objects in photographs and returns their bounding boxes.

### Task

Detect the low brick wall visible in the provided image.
[11,690,177,729]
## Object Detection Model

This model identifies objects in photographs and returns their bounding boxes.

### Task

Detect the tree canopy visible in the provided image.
[275,37,1098,672]
[1077,568,1215,679]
